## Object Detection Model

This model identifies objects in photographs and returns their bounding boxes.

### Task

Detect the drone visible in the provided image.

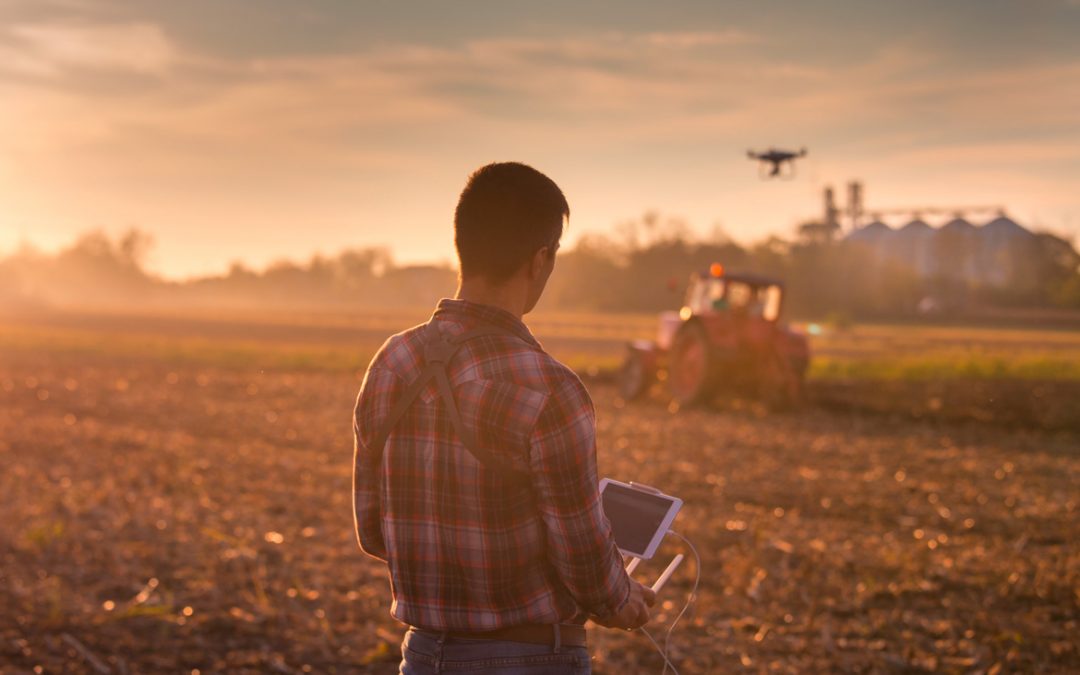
[746,147,807,179]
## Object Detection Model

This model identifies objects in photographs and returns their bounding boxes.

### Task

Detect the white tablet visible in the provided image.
[599,478,683,560]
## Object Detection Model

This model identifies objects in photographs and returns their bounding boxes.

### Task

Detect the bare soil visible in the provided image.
[811,379,1080,432]
[1,349,1077,673]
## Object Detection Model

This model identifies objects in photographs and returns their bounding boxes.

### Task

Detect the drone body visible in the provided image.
[747,147,808,179]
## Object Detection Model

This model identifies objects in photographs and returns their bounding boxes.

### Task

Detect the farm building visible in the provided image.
[812,182,1046,290]
[844,212,1038,288]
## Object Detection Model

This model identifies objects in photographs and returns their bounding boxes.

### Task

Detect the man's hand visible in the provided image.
[590,580,656,630]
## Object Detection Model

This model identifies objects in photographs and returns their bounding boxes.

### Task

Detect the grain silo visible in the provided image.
[975,213,1035,287]
[893,218,935,276]
[935,216,977,281]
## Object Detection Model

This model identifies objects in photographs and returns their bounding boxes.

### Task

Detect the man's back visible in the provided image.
[353,298,630,631]
[354,162,653,674]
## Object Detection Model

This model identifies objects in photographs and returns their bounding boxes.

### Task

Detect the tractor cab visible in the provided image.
[683,265,784,322]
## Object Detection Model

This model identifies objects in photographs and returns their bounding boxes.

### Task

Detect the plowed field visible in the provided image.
[2,337,1077,674]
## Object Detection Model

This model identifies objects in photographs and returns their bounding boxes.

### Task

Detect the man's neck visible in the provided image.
[455,277,527,320]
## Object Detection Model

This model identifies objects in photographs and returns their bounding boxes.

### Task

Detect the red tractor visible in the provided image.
[618,264,810,407]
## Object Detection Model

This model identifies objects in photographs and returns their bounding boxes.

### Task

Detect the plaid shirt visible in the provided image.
[353,298,630,631]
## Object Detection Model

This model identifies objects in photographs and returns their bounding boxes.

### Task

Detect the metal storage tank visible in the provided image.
[845,219,893,264]
[975,213,1034,286]
[935,216,977,280]
[893,218,935,276]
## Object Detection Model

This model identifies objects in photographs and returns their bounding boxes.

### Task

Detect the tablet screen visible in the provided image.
[601,482,677,555]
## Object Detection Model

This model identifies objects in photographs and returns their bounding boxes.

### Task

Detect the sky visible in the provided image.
[1,0,1079,279]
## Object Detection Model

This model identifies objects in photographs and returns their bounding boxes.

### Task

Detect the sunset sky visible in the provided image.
[2,0,1079,279]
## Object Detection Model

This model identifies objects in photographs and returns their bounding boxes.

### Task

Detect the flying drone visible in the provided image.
[747,147,807,179]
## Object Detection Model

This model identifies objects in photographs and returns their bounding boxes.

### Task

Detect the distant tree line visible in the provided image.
[541,212,1080,319]
[0,229,457,311]
[2,215,1078,320]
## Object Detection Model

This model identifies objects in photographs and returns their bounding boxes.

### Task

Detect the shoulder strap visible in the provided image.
[367,322,531,487]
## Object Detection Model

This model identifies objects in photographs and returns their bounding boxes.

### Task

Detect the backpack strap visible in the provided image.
[367,322,532,487]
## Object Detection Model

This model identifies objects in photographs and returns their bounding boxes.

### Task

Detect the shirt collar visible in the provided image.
[431,298,540,348]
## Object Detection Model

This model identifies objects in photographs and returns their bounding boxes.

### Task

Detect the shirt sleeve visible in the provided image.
[528,372,631,619]
[352,367,391,562]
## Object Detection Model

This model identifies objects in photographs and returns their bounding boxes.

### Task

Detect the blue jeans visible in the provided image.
[399,627,591,674]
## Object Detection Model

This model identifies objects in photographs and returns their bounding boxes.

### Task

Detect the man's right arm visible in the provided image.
[352,368,390,562]
[528,374,633,620]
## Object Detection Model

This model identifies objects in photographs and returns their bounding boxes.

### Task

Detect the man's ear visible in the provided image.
[528,246,548,280]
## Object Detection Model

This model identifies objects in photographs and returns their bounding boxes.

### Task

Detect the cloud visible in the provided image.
[4,24,1078,157]
[882,139,1080,167]
[0,28,774,161]
[2,21,1079,242]
[0,21,176,77]
[644,29,758,48]
[4,23,1079,183]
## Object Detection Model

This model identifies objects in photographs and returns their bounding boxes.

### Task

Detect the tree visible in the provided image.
[119,229,155,270]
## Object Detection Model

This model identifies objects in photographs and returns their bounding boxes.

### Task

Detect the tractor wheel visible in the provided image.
[617,348,653,401]
[668,321,717,406]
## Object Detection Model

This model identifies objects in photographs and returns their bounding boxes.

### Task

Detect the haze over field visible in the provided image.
[2,0,1079,279]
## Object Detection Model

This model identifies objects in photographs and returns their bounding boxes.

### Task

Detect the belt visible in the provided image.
[414,623,587,648]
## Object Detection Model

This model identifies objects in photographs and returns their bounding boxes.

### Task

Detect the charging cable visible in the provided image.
[637,530,700,675]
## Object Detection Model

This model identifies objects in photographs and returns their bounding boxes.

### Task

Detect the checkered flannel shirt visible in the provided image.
[353,298,631,631]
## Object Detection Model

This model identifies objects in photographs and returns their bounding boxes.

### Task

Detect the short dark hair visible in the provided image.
[454,162,569,282]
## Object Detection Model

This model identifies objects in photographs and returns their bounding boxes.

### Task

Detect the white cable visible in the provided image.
[639,626,680,675]
[663,531,700,674]
[636,530,700,675]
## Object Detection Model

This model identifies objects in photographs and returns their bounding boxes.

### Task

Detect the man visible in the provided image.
[353,162,654,674]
